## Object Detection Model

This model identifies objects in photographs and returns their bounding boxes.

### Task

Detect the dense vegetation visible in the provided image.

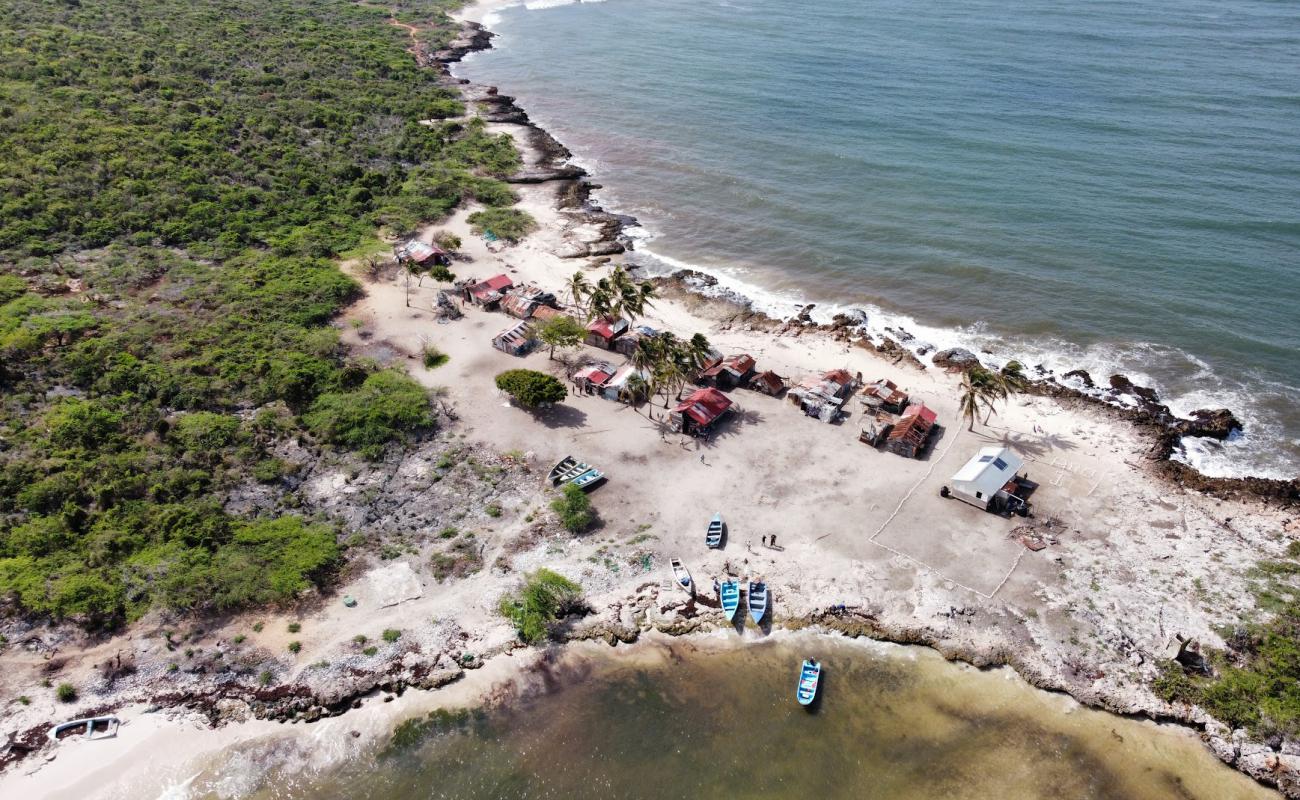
[1155,544,1300,739]
[498,569,584,644]
[0,0,521,625]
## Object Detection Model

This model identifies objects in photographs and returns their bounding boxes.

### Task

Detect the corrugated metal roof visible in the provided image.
[674,387,733,426]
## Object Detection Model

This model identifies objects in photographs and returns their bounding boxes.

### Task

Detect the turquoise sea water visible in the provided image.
[457,0,1300,479]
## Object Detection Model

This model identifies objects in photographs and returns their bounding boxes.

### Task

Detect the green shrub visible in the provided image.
[550,484,593,533]
[467,208,537,241]
[288,622,301,633]
[497,569,583,644]
[422,346,449,369]
[258,670,273,687]
[495,369,566,408]
[485,504,502,518]
[55,683,77,703]
[382,628,401,643]
[363,646,378,656]
[288,640,302,653]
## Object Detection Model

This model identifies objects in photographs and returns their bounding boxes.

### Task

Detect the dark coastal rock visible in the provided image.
[431,22,494,65]
[1062,369,1095,388]
[507,165,588,184]
[1174,408,1243,441]
[796,304,816,324]
[1107,374,1162,408]
[932,347,981,371]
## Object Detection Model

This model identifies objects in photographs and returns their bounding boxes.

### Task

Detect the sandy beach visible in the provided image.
[3,2,1297,797]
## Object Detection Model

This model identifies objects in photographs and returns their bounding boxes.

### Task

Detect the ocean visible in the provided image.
[189,637,1273,799]
[455,0,1300,480]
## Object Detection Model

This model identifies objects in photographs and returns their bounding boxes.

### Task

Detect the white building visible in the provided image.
[948,446,1026,511]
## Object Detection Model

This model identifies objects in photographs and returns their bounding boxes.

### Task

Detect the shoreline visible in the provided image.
[3,4,1297,799]
[451,0,1300,489]
[1,629,1266,799]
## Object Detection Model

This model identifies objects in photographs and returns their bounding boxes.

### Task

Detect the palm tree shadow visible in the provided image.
[976,428,1078,459]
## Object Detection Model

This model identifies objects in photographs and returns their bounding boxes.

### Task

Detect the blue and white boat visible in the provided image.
[706,513,725,548]
[720,579,741,621]
[796,658,821,706]
[747,580,768,624]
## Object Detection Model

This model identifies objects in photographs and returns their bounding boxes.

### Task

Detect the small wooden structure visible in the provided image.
[394,239,450,267]
[697,353,757,390]
[584,316,630,350]
[491,320,536,357]
[859,378,910,414]
[749,370,786,397]
[463,274,514,309]
[672,387,734,436]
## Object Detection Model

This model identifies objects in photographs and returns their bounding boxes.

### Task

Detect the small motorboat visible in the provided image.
[720,579,741,621]
[796,658,821,706]
[747,580,768,624]
[548,456,605,491]
[706,512,725,548]
[670,558,693,594]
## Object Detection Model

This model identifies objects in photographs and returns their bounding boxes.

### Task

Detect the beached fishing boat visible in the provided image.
[720,579,741,621]
[797,658,821,706]
[548,455,605,491]
[670,558,693,594]
[747,580,768,624]
[706,512,725,548]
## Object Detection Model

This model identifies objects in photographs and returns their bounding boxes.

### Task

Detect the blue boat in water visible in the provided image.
[797,658,821,706]
[720,579,741,622]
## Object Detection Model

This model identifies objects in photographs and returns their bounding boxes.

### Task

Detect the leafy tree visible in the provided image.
[495,369,567,408]
[536,315,586,359]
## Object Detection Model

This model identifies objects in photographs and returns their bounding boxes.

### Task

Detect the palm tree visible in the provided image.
[609,266,656,322]
[564,271,591,314]
[958,370,985,431]
[684,333,714,375]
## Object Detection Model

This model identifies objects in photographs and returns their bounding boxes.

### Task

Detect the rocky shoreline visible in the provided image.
[5,10,1297,798]
[434,19,1295,509]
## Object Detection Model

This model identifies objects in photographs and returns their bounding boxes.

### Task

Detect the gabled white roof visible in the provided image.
[951,446,1023,495]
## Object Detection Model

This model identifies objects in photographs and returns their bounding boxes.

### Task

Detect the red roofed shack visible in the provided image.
[672,387,733,436]
[585,317,630,350]
[463,274,515,309]
[394,239,450,267]
[884,403,938,458]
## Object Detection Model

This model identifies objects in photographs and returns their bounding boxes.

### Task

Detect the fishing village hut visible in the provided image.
[573,363,614,395]
[603,364,651,403]
[749,370,786,397]
[394,239,450,267]
[500,292,539,320]
[859,378,910,414]
[788,369,860,423]
[530,305,564,323]
[884,403,937,458]
[697,353,757,390]
[944,446,1035,515]
[585,316,630,350]
[671,387,734,436]
[614,324,659,357]
[491,320,537,357]
[462,274,514,309]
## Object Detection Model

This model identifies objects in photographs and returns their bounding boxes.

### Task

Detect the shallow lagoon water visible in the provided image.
[196,637,1275,799]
